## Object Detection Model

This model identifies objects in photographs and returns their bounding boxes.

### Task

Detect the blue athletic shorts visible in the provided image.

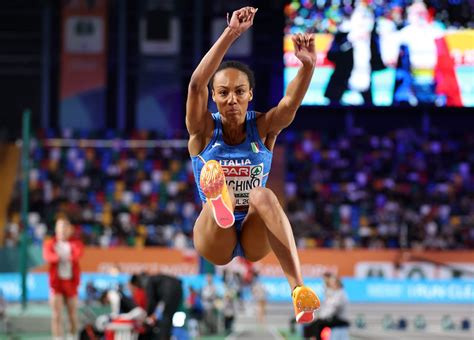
[231,210,248,258]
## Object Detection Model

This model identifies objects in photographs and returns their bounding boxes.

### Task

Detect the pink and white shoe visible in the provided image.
[200,160,234,228]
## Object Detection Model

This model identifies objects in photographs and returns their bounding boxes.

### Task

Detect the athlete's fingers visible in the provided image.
[292,35,302,52]
[243,8,251,22]
[308,34,315,49]
[297,33,303,46]
[249,11,256,25]
[292,35,298,49]
[245,7,252,17]
[248,8,258,25]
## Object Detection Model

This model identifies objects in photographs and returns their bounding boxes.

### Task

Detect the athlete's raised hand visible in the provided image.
[292,33,316,67]
[227,6,258,35]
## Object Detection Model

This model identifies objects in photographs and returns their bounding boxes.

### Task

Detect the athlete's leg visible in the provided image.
[240,187,320,324]
[65,295,79,335]
[239,212,271,261]
[50,293,64,338]
[194,160,237,265]
[193,198,237,265]
[241,187,302,289]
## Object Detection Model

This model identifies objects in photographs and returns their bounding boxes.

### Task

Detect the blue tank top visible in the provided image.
[191,111,273,209]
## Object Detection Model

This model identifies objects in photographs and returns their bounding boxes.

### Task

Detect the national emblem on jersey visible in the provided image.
[250,142,260,153]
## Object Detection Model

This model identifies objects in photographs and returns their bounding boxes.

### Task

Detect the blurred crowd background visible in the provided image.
[4,126,474,250]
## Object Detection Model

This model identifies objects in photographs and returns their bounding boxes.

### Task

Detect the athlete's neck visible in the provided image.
[222,122,246,145]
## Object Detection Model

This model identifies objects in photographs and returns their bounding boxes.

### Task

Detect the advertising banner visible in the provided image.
[59,0,108,129]
[31,248,474,280]
[135,0,182,133]
[1,273,473,304]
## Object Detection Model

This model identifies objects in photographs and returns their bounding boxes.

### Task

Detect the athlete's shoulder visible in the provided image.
[43,237,55,246]
[253,111,269,120]
[254,109,275,130]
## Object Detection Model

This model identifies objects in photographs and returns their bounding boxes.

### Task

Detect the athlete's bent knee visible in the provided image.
[201,251,233,266]
[245,252,267,262]
[193,238,233,266]
[249,187,278,212]
[211,256,233,266]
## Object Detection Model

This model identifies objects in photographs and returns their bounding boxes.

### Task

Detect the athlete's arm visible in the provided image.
[262,33,316,134]
[186,7,257,138]
[70,239,84,261]
[108,290,121,317]
[118,307,147,321]
[43,239,59,263]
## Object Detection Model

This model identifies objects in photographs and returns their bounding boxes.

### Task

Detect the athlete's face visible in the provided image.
[55,218,72,241]
[212,68,253,124]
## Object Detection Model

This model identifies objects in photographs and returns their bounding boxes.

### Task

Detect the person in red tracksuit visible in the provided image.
[43,217,84,340]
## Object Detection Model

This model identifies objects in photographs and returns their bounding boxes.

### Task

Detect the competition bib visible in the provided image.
[220,159,264,207]
[55,241,73,280]
[58,261,73,280]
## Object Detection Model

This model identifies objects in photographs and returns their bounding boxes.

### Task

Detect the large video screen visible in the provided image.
[284,0,474,107]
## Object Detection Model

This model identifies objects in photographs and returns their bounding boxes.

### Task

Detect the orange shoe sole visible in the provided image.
[200,160,234,228]
[293,286,321,324]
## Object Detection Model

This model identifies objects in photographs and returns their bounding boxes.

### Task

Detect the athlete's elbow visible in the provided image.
[188,75,208,92]
[281,101,300,115]
[186,118,203,135]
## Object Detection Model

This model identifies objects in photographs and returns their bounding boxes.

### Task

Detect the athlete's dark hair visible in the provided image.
[99,290,109,304]
[209,60,255,90]
[129,274,143,288]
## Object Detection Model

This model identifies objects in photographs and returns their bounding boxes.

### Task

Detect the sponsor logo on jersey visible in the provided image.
[220,159,264,207]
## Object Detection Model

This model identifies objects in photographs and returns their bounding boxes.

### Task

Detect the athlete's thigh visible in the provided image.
[193,203,237,265]
[65,295,78,314]
[240,208,271,262]
[49,292,64,316]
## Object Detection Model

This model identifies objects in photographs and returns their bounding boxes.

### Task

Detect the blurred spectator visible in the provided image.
[85,281,99,305]
[0,288,6,332]
[97,289,148,339]
[222,287,237,335]
[43,217,84,340]
[322,272,335,299]
[201,274,218,334]
[252,274,267,325]
[99,289,146,322]
[186,286,203,339]
[129,274,148,310]
[223,269,245,312]
[143,273,183,340]
[187,285,203,321]
[304,276,350,340]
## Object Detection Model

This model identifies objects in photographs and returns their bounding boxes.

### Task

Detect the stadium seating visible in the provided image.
[3,127,473,250]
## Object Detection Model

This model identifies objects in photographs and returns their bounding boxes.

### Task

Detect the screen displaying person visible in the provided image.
[393,0,462,106]
[324,3,385,105]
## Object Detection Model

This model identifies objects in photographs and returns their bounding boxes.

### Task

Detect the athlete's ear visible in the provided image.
[249,89,253,101]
